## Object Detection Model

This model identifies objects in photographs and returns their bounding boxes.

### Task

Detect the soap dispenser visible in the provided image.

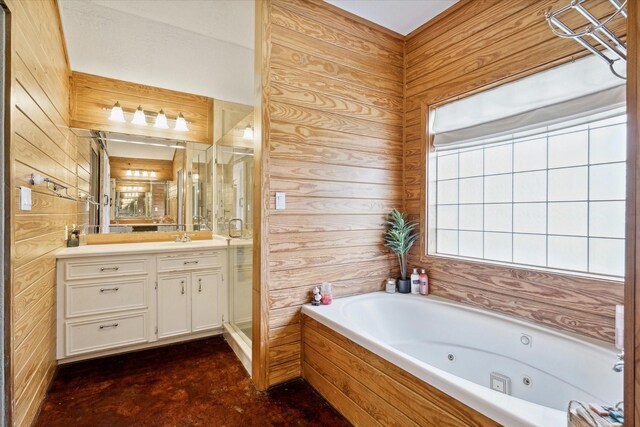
[410,268,420,294]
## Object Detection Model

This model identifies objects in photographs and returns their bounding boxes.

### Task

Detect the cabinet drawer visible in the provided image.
[65,258,147,281]
[66,279,148,318]
[66,313,147,356]
[157,251,222,272]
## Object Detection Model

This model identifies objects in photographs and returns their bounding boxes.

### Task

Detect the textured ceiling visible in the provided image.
[326,0,459,35]
[59,0,255,105]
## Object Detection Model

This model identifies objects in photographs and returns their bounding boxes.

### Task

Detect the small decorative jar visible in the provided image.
[385,278,396,294]
[321,282,333,305]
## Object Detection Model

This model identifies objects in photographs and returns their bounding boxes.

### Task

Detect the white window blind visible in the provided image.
[431,55,626,150]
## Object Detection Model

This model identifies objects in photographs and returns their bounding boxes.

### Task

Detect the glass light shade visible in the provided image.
[154,109,169,129]
[125,169,132,177]
[243,125,254,140]
[192,173,199,182]
[131,106,147,125]
[150,171,157,178]
[108,102,126,123]
[142,171,149,177]
[134,170,140,177]
[174,113,189,131]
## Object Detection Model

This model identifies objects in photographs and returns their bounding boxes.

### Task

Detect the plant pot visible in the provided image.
[397,278,411,294]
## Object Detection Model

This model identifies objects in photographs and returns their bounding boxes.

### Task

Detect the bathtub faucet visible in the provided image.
[613,351,624,372]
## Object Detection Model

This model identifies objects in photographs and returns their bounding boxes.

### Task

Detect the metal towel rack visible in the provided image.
[546,0,627,79]
[30,173,99,205]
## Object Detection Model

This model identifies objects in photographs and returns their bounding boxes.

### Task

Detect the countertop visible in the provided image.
[56,237,229,259]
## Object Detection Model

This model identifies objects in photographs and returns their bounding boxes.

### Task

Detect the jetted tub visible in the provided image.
[301,292,622,426]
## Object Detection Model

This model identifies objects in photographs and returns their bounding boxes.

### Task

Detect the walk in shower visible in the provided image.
[216,141,254,372]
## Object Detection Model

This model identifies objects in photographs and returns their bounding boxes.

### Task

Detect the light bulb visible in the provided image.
[154,109,169,129]
[174,113,189,131]
[132,105,147,125]
[142,171,148,177]
[134,170,140,177]
[126,170,132,176]
[150,171,157,178]
[108,101,126,123]
[192,173,199,182]
[243,125,254,140]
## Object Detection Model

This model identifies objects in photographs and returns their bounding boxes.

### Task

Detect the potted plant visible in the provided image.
[384,209,418,293]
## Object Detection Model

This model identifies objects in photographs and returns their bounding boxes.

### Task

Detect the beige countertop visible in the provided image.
[56,236,229,259]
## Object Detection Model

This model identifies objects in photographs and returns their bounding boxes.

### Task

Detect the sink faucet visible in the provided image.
[613,351,624,372]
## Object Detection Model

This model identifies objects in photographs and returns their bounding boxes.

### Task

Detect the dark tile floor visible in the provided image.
[35,336,351,427]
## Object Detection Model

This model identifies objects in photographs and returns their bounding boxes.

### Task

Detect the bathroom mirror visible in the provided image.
[72,128,213,234]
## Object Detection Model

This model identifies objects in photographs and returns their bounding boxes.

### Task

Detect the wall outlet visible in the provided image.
[20,186,32,211]
[275,192,286,210]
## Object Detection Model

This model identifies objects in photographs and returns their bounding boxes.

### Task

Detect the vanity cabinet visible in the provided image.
[57,242,227,362]
[156,270,223,339]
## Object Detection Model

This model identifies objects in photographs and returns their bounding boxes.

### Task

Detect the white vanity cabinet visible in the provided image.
[57,241,228,363]
[157,260,224,339]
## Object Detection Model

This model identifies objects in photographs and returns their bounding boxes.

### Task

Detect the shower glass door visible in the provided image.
[216,145,253,346]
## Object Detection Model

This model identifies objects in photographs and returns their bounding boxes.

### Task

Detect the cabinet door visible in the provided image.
[157,274,190,339]
[191,270,221,332]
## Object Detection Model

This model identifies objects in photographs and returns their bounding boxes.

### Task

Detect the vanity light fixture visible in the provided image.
[154,109,169,129]
[108,101,126,123]
[174,113,189,131]
[243,125,254,140]
[125,170,132,177]
[131,105,148,125]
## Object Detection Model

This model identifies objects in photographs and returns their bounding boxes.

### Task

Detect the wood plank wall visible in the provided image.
[6,0,74,425]
[256,0,404,388]
[70,72,214,145]
[404,0,626,343]
[302,316,500,427]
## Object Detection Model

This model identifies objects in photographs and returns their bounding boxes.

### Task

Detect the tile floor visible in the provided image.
[35,336,350,427]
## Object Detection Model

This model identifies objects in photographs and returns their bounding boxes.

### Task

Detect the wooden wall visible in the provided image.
[70,72,214,145]
[7,0,74,425]
[302,316,499,427]
[255,0,404,389]
[404,0,626,343]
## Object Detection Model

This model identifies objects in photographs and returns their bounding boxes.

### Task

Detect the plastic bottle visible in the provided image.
[410,268,420,294]
[419,269,429,295]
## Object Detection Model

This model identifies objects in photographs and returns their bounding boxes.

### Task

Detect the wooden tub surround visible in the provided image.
[302,316,498,427]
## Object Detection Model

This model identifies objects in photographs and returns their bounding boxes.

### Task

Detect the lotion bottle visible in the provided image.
[410,268,420,294]
[419,269,429,295]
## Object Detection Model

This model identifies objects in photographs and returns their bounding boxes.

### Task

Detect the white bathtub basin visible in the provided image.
[302,292,622,426]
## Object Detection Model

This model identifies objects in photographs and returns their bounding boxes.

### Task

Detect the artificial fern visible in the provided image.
[384,209,418,280]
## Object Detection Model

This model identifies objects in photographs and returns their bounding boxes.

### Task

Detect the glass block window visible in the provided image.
[429,111,626,280]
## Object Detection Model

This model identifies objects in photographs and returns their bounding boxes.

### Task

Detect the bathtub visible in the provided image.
[301,292,622,426]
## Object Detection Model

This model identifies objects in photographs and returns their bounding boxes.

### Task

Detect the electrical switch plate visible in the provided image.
[275,192,286,210]
[20,186,32,211]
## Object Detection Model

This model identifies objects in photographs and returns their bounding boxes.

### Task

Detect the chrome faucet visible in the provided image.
[613,351,624,372]
[229,218,243,238]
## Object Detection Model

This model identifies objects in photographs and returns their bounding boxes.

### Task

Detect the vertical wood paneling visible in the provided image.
[257,0,403,388]
[404,0,625,343]
[6,0,74,425]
